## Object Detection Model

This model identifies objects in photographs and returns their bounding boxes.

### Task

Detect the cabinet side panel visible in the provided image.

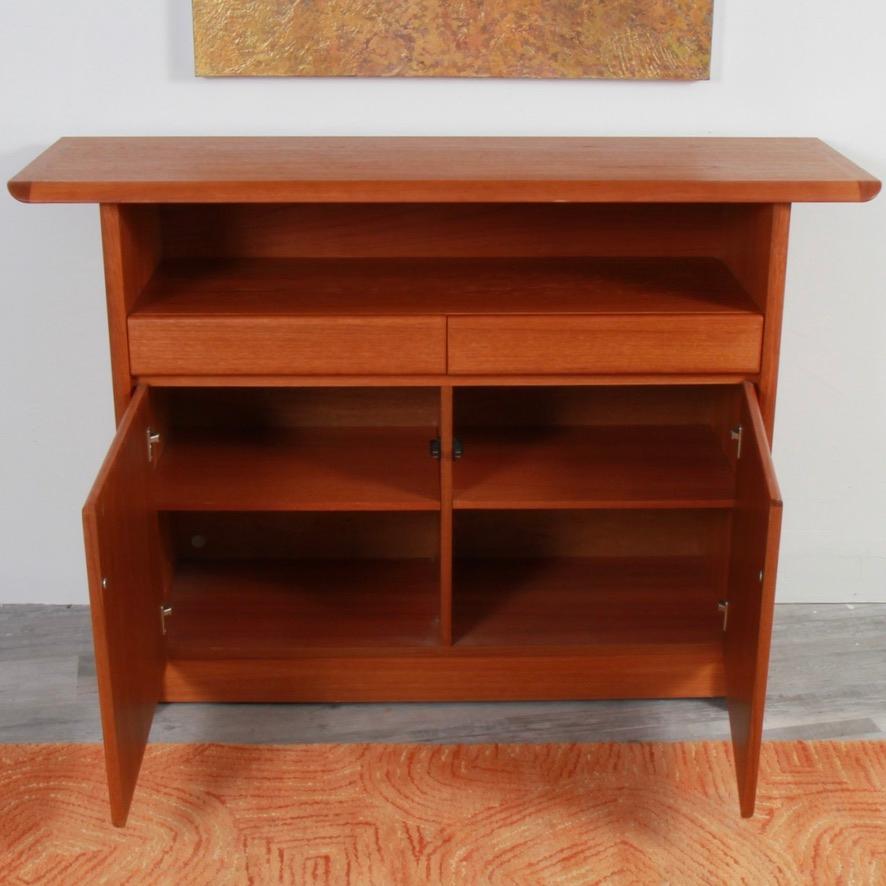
[100,205,161,421]
[722,204,791,440]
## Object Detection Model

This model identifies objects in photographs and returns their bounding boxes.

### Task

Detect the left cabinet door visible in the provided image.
[83,385,166,826]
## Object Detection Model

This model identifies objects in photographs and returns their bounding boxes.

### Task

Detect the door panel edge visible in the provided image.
[724,382,783,817]
[82,385,165,826]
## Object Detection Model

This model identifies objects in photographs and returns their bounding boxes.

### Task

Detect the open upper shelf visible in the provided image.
[129,258,764,377]
[453,425,736,510]
[154,427,439,512]
[166,559,440,657]
[453,557,723,647]
[133,257,759,318]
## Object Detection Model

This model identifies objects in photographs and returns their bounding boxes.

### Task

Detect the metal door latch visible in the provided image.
[160,604,173,635]
[717,600,730,631]
[146,427,161,463]
[730,425,743,459]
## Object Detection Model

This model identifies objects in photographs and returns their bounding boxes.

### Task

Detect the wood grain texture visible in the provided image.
[159,203,740,260]
[163,553,722,658]
[162,385,440,429]
[756,206,791,441]
[724,382,783,817]
[99,205,160,420]
[3,741,886,873]
[8,138,880,204]
[453,383,739,429]
[166,559,440,656]
[162,645,724,702]
[82,386,165,826]
[448,314,763,375]
[168,511,439,562]
[438,386,454,645]
[453,509,729,561]
[130,256,763,380]
[140,373,755,389]
[135,257,760,315]
[727,204,792,441]
[13,135,875,826]
[132,256,762,379]
[153,427,440,512]
[453,425,736,509]
[193,0,713,80]
[128,315,446,376]
[453,557,722,646]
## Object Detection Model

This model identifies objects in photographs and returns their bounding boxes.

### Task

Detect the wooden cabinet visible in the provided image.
[9,137,879,825]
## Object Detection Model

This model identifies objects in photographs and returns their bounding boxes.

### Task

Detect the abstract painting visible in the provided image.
[193,1,713,80]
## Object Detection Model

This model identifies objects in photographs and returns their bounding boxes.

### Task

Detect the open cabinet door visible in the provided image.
[83,385,165,826]
[725,382,783,817]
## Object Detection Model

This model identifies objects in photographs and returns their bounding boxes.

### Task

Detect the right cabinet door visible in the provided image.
[724,381,783,817]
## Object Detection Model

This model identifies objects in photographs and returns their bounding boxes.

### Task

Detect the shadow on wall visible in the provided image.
[1,143,111,604]
[166,0,196,82]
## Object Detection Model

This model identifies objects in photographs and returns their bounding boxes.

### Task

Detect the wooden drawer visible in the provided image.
[447,315,763,375]
[128,316,447,376]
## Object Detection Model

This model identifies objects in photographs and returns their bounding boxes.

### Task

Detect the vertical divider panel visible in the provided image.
[439,385,454,645]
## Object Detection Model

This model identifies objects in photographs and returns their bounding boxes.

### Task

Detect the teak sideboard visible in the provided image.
[9,137,880,825]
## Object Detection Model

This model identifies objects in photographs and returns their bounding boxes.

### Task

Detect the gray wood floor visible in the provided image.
[1,603,884,745]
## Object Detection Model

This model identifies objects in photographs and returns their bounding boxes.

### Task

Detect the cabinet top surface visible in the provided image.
[8,137,879,205]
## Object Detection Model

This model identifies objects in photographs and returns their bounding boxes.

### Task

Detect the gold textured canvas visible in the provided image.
[193,0,713,80]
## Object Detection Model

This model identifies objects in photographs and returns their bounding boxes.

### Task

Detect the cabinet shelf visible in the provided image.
[134,256,759,317]
[129,257,763,377]
[453,425,736,510]
[166,559,440,657]
[454,557,723,647]
[154,427,440,512]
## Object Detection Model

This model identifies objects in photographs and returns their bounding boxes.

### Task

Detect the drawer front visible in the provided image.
[129,316,447,376]
[448,315,763,375]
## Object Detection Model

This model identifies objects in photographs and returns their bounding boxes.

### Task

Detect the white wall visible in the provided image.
[1,1,884,604]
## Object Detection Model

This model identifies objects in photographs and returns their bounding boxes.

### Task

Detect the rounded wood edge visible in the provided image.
[6,179,881,205]
[859,178,883,202]
[6,178,32,203]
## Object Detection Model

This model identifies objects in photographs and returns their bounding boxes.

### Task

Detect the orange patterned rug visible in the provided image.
[1,741,884,884]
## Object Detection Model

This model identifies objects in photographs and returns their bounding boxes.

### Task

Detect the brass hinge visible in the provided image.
[160,604,172,635]
[717,600,730,631]
[146,427,161,463]
[730,425,743,459]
